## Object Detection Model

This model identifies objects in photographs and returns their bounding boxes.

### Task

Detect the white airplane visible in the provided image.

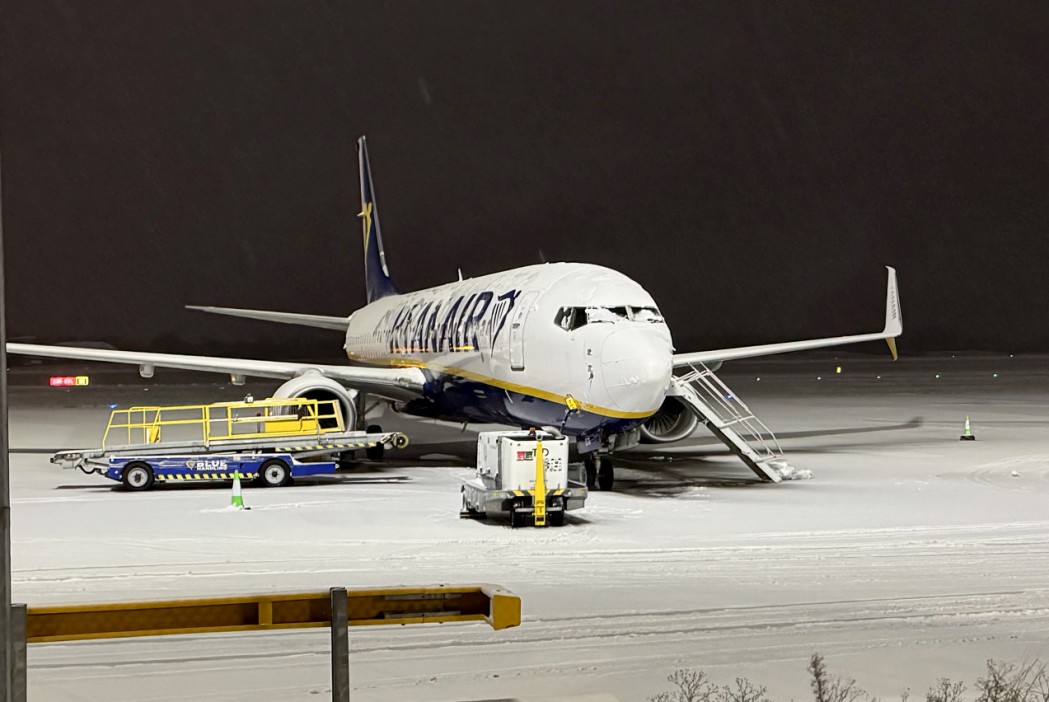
[9,137,902,490]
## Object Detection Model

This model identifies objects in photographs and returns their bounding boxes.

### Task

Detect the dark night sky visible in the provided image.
[1,2,1047,360]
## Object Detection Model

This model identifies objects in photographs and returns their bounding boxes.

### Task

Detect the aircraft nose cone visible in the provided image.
[600,329,672,412]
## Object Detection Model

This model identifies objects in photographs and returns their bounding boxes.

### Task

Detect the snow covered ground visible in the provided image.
[8,355,1049,701]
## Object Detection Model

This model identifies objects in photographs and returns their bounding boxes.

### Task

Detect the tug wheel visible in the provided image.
[510,507,527,529]
[122,462,155,491]
[258,458,292,488]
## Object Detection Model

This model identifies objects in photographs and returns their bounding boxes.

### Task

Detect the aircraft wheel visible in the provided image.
[365,424,385,460]
[597,457,614,491]
[584,457,597,490]
[122,462,154,491]
[258,458,292,488]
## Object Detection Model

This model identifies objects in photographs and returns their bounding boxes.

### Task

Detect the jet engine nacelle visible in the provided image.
[272,372,358,429]
[638,396,699,444]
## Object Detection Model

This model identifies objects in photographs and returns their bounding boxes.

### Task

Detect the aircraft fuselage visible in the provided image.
[344,262,673,439]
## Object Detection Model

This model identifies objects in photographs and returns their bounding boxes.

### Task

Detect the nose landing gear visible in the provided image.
[583,455,615,491]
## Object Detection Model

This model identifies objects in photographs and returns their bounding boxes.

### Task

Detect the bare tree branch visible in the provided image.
[717,677,771,702]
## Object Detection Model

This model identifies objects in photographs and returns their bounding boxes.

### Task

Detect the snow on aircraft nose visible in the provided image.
[600,328,672,413]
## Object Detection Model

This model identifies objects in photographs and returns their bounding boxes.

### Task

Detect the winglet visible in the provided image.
[357,136,398,303]
[882,266,902,360]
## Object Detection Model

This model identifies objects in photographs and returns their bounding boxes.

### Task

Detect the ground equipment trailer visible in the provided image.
[51,397,409,490]
[461,429,588,528]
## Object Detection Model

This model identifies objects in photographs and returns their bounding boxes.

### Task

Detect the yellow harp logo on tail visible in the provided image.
[358,202,373,252]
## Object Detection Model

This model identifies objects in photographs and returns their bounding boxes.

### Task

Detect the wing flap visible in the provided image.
[7,343,425,401]
[673,266,902,368]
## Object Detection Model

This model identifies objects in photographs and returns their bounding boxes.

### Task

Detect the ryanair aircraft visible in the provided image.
[9,137,902,489]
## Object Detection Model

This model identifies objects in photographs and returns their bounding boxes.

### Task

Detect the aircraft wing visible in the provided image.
[6,343,427,402]
[673,266,902,368]
[184,306,350,331]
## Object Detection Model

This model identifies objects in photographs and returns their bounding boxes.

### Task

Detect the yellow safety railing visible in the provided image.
[15,584,520,702]
[25,584,521,642]
[101,397,346,449]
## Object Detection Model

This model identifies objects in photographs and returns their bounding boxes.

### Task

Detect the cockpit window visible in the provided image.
[554,305,664,330]
[554,307,587,331]
[630,306,664,323]
[585,307,620,324]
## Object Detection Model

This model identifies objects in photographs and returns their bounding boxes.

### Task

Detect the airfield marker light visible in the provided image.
[876,375,882,380]
[108,403,118,409]
[836,366,842,374]
[993,373,998,378]
[755,377,761,382]
[817,376,822,381]
[935,374,941,379]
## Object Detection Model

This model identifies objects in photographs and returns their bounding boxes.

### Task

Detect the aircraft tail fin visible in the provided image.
[357,136,398,303]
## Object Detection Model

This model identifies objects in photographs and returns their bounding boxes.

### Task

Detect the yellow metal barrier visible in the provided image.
[101,397,347,449]
[26,584,521,643]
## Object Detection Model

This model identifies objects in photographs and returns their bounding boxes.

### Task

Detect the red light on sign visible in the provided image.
[49,375,90,387]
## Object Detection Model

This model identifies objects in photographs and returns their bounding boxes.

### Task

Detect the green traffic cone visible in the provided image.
[959,416,976,441]
[230,469,248,509]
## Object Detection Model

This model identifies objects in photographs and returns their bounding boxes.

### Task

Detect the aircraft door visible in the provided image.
[509,292,538,371]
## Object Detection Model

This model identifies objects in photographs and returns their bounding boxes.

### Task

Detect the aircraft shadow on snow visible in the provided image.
[40,417,923,495]
[608,415,926,497]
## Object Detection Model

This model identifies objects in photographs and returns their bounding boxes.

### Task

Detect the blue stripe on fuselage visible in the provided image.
[403,374,642,437]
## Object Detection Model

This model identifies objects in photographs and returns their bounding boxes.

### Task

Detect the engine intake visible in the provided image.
[639,396,698,444]
[272,373,358,430]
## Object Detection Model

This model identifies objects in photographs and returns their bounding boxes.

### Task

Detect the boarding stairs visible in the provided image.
[672,363,791,482]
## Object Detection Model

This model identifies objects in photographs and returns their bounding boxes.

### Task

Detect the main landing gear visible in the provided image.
[365,424,385,460]
[583,455,614,491]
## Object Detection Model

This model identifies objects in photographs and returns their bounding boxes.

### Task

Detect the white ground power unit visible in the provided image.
[461,430,588,527]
